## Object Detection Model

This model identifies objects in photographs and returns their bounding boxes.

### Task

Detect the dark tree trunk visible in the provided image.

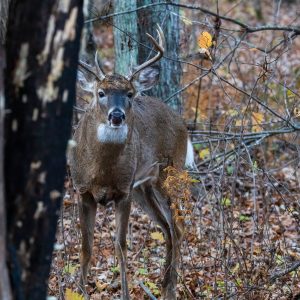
[0,4,12,296]
[4,1,83,299]
[137,0,182,112]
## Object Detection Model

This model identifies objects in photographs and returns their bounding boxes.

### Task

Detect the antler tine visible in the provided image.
[129,24,165,81]
[95,50,106,80]
[156,23,165,50]
[78,60,101,81]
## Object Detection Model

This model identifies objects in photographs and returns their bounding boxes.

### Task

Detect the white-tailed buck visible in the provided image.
[69,25,194,300]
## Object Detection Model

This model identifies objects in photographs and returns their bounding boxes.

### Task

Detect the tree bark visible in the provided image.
[0,1,13,299]
[0,0,10,45]
[113,0,138,76]
[81,0,96,64]
[137,0,182,112]
[0,31,13,300]
[4,1,83,299]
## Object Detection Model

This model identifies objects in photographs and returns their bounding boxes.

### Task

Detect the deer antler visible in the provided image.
[129,24,165,81]
[78,60,100,80]
[94,50,106,80]
[78,51,106,81]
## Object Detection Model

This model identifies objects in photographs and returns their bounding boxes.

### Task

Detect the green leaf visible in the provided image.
[63,263,78,275]
[217,280,225,287]
[110,266,120,273]
[226,165,234,175]
[190,178,200,183]
[221,198,231,207]
[275,254,283,265]
[138,268,148,275]
[145,281,160,296]
[253,160,258,171]
[239,214,250,222]
[236,278,242,287]
[193,143,201,151]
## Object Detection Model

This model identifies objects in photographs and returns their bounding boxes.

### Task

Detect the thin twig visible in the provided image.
[138,281,158,300]
[270,261,300,281]
[85,2,300,35]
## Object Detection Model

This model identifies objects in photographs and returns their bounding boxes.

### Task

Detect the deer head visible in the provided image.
[78,25,164,144]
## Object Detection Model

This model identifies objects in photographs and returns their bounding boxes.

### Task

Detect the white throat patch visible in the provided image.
[97,124,128,144]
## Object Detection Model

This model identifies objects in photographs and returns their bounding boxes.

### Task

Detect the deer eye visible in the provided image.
[98,90,105,98]
[127,92,133,98]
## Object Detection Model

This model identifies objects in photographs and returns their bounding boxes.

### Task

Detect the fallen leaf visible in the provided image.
[199,148,210,160]
[65,288,84,300]
[151,231,164,242]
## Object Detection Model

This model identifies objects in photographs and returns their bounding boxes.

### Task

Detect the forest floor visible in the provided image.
[48,162,300,299]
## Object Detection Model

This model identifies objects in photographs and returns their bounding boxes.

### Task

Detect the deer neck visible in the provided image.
[82,110,134,160]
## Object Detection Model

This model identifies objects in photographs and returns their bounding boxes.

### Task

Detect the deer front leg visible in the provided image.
[115,196,131,300]
[79,192,97,293]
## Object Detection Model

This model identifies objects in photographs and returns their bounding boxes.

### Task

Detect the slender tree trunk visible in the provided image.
[4,1,83,299]
[113,0,137,76]
[81,0,96,64]
[0,0,10,45]
[137,0,182,112]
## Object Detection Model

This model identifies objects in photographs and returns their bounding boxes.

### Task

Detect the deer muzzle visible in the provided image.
[108,108,125,127]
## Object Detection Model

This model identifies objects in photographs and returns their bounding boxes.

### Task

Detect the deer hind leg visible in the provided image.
[115,196,131,300]
[133,184,183,300]
[79,192,97,292]
[152,185,184,300]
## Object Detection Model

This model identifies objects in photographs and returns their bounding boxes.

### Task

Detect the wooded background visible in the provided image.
[1,0,300,299]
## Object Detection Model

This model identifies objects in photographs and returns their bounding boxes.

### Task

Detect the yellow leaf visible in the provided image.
[235,119,243,127]
[231,263,239,274]
[199,148,210,160]
[65,288,84,300]
[227,109,239,117]
[96,281,109,292]
[287,89,296,99]
[198,31,213,49]
[252,112,264,132]
[151,231,164,242]
[252,112,264,124]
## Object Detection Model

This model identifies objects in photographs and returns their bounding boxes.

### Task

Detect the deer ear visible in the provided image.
[77,70,94,93]
[132,66,160,92]
[77,70,94,103]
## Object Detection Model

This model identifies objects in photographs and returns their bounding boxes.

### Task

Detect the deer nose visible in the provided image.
[108,109,125,127]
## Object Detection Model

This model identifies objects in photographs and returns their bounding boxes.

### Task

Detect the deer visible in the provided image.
[69,25,195,300]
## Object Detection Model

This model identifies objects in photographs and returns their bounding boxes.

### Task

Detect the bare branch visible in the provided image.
[86,2,300,35]
[138,281,158,300]
[270,261,300,281]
